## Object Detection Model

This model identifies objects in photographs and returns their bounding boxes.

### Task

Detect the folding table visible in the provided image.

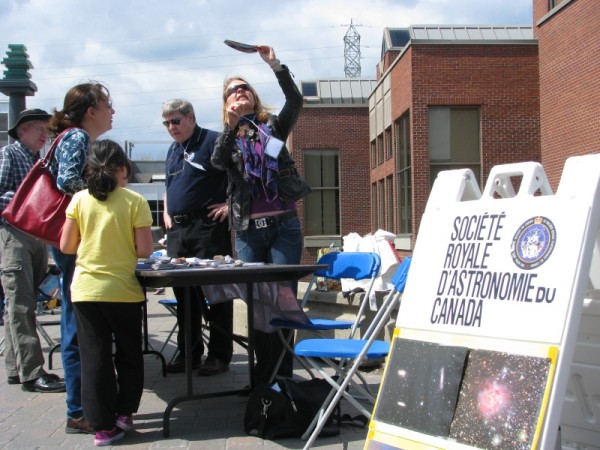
[136,263,326,437]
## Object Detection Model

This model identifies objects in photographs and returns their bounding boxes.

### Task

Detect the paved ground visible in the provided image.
[0,288,382,449]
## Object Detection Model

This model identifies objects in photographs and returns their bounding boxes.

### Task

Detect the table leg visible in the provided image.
[246,281,255,389]
[184,286,193,395]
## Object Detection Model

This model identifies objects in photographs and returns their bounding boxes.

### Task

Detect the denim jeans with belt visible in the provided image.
[50,247,82,420]
[235,214,303,383]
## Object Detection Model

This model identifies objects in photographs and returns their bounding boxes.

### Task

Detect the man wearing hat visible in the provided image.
[0,109,66,392]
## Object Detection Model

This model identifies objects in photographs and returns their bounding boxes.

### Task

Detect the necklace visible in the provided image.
[238,125,259,142]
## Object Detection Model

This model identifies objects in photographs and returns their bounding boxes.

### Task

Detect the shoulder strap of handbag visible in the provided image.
[43,128,75,165]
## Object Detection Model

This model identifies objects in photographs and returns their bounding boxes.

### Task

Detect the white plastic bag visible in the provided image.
[341,229,401,310]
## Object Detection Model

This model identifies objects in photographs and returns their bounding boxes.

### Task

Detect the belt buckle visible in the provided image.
[254,217,268,229]
[173,215,185,224]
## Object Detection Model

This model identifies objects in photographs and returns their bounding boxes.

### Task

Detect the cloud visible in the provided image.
[0,0,533,159]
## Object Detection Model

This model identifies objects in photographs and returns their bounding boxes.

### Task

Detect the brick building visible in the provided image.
[534,0,599,188]
[288,78,377,264]
[533,1,600,447]
[371,25,541,251]
[291,25,541,263]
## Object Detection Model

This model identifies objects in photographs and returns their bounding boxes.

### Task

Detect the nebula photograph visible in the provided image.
[449,349,551,449]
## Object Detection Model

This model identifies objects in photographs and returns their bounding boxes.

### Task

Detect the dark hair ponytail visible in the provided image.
[86,139,130,201]
[49,81,111,135]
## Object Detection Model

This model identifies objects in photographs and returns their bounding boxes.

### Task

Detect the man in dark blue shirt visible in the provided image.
[0,109,66,392]
[161,99,233,375]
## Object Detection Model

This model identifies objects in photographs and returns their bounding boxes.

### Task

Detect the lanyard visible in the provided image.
[183,150,205,171]
[240,118,283,160]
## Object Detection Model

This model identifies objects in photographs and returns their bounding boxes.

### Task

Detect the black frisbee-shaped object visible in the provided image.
[224,39,257,53]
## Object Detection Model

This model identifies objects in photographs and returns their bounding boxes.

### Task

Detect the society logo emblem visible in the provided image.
[511,216,556,270]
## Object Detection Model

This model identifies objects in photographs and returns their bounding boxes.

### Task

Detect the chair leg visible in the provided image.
[301,294,402,449]
[158,299,213,366]
[301,357,376,449]
[268,329,315,384]
[36,323,57,347]
[157,302,180,363]
[159,322,178,356]
[318,355,376,400]
[48,343,61,370]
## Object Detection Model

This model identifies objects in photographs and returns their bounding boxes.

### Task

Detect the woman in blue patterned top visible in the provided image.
[47,82,115,435]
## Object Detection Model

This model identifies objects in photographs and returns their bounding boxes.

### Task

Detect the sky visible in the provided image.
[0,0,533,160]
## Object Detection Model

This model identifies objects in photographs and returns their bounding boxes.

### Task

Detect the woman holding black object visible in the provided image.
[212,45,309,384]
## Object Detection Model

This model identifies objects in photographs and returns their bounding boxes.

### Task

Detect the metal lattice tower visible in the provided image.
[343,19,361,78]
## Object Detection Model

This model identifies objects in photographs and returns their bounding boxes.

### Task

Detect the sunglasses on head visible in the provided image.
[162,117,182,127]
[225,83,251,98]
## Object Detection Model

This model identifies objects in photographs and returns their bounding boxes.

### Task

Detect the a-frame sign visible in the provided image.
[366,155,600,449]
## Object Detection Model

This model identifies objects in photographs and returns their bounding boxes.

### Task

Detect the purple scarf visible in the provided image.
[237,116,280,202]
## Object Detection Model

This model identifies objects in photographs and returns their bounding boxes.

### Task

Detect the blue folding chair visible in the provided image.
[157,298,210,364]
[157,298,179,362]
[268,252,382,382]
[294,256,412,448]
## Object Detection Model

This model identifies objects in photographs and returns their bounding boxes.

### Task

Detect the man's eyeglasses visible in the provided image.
[225,83,251,99]
[162,117,182,127]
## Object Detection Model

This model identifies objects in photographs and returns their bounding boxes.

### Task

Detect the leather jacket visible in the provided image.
[211,66,303,231]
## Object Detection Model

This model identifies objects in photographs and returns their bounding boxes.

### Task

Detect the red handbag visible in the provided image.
[1,130,72,248]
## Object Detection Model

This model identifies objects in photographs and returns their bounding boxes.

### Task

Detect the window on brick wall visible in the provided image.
[378,179,385,232]
[395,113,412,234]
[371,183,378,230]
[385,126,392,160]
[386,175,394,231]
[429,106,481,187]
[370,140,376,169]
[377,134,384,166]
[304,150,339,236]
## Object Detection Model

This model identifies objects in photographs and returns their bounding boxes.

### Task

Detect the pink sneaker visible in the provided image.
[94,427,124,446]
[116,415,133,431]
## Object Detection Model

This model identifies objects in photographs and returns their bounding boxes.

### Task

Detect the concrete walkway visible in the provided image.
[0,288,382,449]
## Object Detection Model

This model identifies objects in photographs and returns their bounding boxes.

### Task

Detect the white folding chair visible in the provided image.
[268,251,382,382]
[294,256,412,449]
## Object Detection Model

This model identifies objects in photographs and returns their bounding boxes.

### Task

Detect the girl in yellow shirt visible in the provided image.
[60,139,153,446]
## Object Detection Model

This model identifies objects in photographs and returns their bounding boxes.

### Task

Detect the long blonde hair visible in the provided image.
[221,76,271,126]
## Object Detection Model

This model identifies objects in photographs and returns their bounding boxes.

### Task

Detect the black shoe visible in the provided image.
[166,354,201,373]
[42,372,62,382]
[197,357,229,376]
[9,373,59,385]
[22,375,66,393]
[6,373,61,384]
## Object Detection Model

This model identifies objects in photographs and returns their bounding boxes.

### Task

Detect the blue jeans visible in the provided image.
[50,247,82,420]
[235,215,303,383]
